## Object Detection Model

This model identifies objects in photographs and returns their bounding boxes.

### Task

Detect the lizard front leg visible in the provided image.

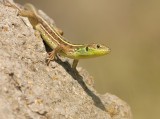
[72,59,79,69]
[47,46,62,65]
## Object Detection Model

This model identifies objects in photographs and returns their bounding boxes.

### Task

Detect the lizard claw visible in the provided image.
[46,51,57,65]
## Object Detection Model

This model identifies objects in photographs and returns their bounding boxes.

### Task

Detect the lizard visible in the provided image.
[4,0,110,69]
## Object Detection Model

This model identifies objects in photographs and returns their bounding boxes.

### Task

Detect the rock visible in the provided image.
[0,1,132,119]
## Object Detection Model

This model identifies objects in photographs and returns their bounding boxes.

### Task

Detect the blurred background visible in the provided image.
[15,0,160,119]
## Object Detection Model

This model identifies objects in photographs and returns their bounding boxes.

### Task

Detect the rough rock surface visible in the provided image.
[0,1,132,119]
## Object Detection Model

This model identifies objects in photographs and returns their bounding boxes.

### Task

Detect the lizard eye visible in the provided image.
[97,44,100,48]
[86,47,89,51]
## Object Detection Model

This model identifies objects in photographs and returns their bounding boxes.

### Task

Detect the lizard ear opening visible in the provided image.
[85,46,89,51]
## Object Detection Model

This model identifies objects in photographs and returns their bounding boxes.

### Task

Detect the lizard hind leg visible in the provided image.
[4,0,21,10]
[4,0,36,18]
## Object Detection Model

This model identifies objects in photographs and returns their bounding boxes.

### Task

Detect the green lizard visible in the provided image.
[5,1,110,69]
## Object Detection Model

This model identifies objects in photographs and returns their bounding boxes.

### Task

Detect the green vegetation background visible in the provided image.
[15,0,160,119]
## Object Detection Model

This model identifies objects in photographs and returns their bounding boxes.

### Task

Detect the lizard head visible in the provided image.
[72,43,110,59]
